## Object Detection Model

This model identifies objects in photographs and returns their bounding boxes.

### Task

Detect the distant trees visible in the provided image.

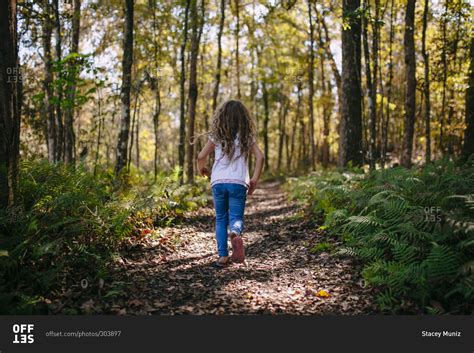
[8,0,473,183]
[0,0,20,207]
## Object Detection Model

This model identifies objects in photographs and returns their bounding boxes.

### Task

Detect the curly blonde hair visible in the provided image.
[209,100,256,160]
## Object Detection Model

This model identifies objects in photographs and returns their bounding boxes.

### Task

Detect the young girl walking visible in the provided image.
[197,100,264,268]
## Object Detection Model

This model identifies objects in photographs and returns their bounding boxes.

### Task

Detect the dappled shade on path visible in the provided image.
[98,181,378,315]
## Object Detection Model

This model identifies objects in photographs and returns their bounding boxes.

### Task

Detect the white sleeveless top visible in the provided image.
[209,134,254,188]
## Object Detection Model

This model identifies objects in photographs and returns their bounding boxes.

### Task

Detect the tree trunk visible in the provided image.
[152,0,161,181]
[339,0,363,167]
[277,94,288,171]
[64,0,81,165]
[362,0,376,171]
[439,1,448,154]
[115,0,134,175]
[462,38,474,159]
[370,0,379,170]
[290,82,302,170]
[212,0,225,113]
[178,0,190,184]
[381,0,394,169]
[93,86,103,176]
[307,0,316,170]
[315,13,331,167]
[186,0,202,183]
[316,8,341,96]
[401,0,416,168]
[262,80,270,171]
[421,0,431,163]
[446,13,461,156]
[234,0,241,99]
[42,0,56,163]
[53,0,63,162]
[0,0,20,208]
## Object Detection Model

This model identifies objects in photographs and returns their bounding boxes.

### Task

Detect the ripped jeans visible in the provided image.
[211,183,248,257]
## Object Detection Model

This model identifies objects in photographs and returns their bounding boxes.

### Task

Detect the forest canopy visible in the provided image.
[5,0,472,185]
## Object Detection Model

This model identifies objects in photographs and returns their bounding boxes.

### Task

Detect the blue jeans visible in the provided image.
[212,183,247,257]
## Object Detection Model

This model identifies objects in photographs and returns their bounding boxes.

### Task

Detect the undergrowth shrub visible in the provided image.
[0,160,209,314]
[288,159,474,314]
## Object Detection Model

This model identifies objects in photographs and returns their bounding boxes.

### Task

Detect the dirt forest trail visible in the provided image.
[110,181,378,315]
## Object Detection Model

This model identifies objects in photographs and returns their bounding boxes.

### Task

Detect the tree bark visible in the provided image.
[0,0,20,208]
[290,82,302,170]
[42,0,56,163]
[339,0,363,167]
[307,0,316,170]
[212,0,225,113]
[115,0,134,175]
[421,0,431,163]
[401,0,416,168]
[178,0,190,184]
[262,79,270,171]
[439,1,448,154]
[234,0,241,99]
[362,0,375,170]
[53,0,63,162]
[151,1,161,181]
[462,38,474,159]
[315,12,331,167]
[186,0,202,183]
[381,0,394,169]
[64,0,81,165]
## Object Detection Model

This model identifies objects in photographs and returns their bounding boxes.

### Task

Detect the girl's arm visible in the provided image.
[248,143,264,195]
[197,140,215,177]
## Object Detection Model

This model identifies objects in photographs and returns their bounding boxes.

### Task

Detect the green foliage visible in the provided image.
[288,159,474,314]
[0,160,209,314]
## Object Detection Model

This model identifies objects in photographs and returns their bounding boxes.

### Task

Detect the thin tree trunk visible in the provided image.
[42,0,56,163]
[53,0,63,162]
[401,0,416,168]
[290,82,302,170]
[135,102,140,169]
[64,0,80,164]
[422,0,431,163]
[371,0,380,170]
[262,80,270,171]
[114,0,134,175]
[307,0,316,170]
[315,11,331,167]
[362,0,376,171]
[0,0,20,207]
[439,1,448,154]
[317,8,341,96]
[212,0,225,113]
[381,0,394,168]
[462,38,474,159]
[277,94,288,171]
[94,85,103,176]
[339,0,363,167]
[128,92,137,172]
[186,0,203,183]
[446,13,461,156]
[152,0,161,181]
[178,0,191,184]
[234,0,241,99]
